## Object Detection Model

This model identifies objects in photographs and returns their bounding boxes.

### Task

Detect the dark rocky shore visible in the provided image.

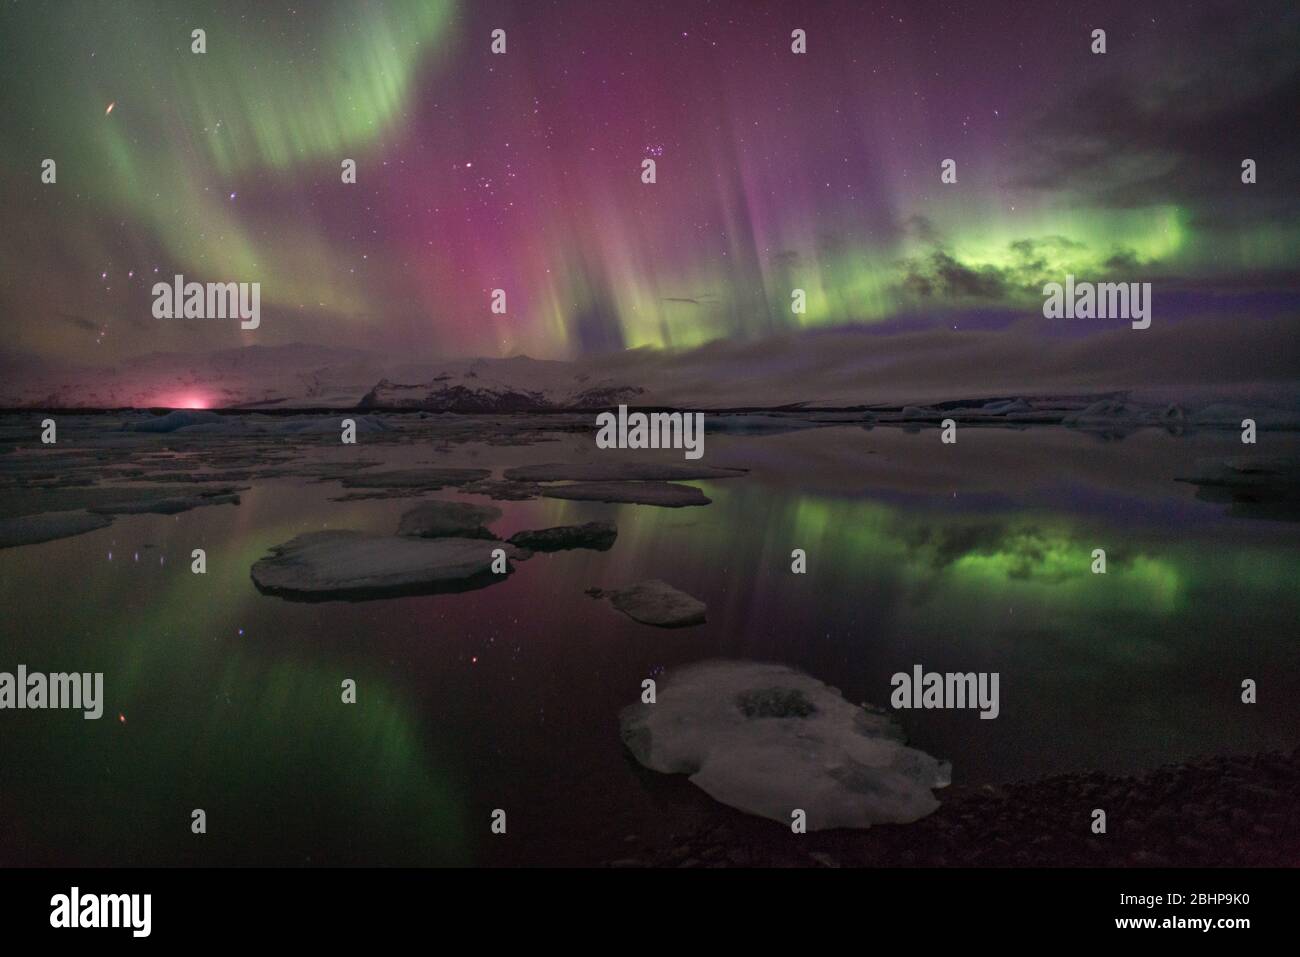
[608,748,1300,868]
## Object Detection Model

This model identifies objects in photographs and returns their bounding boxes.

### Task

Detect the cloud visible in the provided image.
[1011,4,1300,220]
[900,250,1008,300]
[893,234,1156,305]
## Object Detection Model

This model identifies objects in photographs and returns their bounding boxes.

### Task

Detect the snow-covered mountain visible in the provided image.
[2,314,1297,415]
[358,357,644,411]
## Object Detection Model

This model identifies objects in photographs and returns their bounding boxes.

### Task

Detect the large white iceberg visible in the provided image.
[620,660,950,829]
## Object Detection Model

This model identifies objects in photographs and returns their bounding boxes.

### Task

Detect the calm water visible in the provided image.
[1,423,1296,865]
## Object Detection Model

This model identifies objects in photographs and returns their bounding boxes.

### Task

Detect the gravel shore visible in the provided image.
[608,748,1300,868]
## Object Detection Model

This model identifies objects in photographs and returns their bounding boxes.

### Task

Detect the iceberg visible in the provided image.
[620,660,950,829]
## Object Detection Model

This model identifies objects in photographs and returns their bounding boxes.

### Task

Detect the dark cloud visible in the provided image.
[1103,249,1143,272]
[1007,236,1085,274]
[1011,4,1300,220]
[900,250,1008,301]
[894,234,1149,304]
[892,227,1197,306]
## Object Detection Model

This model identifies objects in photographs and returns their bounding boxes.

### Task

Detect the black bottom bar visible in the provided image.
[0,867,1286,943]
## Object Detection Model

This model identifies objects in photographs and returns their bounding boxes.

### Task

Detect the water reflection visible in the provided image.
[1,427,1296,864]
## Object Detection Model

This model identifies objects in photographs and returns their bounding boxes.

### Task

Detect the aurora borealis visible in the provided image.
[1,0,1296,367]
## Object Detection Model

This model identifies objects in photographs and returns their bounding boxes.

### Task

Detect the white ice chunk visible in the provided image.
[621,660,950,829]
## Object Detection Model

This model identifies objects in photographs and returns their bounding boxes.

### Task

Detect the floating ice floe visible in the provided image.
[1059,397,1300,434]
[125,410,225,432]
[503,462,745,482]
[397,500,502,539]
[591,579,706,627]
[898,405,944,422]
[123,411,393,435]
[89,490,240,514]
[340,467,491,489]
[250,530,525,600]
[0,484,243,549]
[620,661,950,829]
[1175,456,1300,520]
[0,510,113,549]
[459,478,542,501]
[508,521,617,552]
[978,398,1033,415]
[542,481,710,507]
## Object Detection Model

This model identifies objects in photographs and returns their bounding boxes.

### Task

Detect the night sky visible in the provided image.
[1,0,1296,364]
